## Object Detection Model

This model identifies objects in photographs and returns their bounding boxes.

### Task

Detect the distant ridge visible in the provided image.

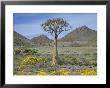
[31,35,52,46]
[13,26,97,47]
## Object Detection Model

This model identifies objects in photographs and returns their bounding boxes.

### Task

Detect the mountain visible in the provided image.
[31,35,52,46]
[14,31,32,47]
[14,26,97,47]
[60,26,97,46]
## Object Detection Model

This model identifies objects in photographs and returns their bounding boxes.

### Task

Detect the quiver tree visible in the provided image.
[41,18,71,66]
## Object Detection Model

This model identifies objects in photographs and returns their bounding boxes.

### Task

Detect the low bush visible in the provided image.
[23,48,38,55]
[14,48,22,55]
[37,71,48,76]
[80,69,97,75]
[20,56,48,65]
[57,68,71,75]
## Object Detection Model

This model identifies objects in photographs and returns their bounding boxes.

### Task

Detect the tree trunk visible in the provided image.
[51,37,58,66]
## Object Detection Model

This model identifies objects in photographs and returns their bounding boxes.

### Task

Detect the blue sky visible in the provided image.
[14,13,97,39]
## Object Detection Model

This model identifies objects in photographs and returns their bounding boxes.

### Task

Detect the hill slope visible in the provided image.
[31,35,52,46]
[14,31,32,47]
[60,26,97,46]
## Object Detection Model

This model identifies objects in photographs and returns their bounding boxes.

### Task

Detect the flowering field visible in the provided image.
[13,46,97,76]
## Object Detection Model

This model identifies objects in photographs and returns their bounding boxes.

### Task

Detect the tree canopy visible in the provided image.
[41,18,71,38]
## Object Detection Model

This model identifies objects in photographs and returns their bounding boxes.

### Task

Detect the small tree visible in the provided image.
[41,18,71,65]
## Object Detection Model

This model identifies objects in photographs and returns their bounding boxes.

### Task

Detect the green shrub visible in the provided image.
[59,56,80,65]
[14,48,21,55]
[18,65,27,71]
[23,48,38,55]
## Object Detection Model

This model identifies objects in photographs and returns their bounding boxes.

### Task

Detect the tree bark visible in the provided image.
[51,36,58,66]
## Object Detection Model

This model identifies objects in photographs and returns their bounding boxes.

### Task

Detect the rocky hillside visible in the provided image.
[31,35,52,46]
[60,26,97,46]
[13,31,33,47]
